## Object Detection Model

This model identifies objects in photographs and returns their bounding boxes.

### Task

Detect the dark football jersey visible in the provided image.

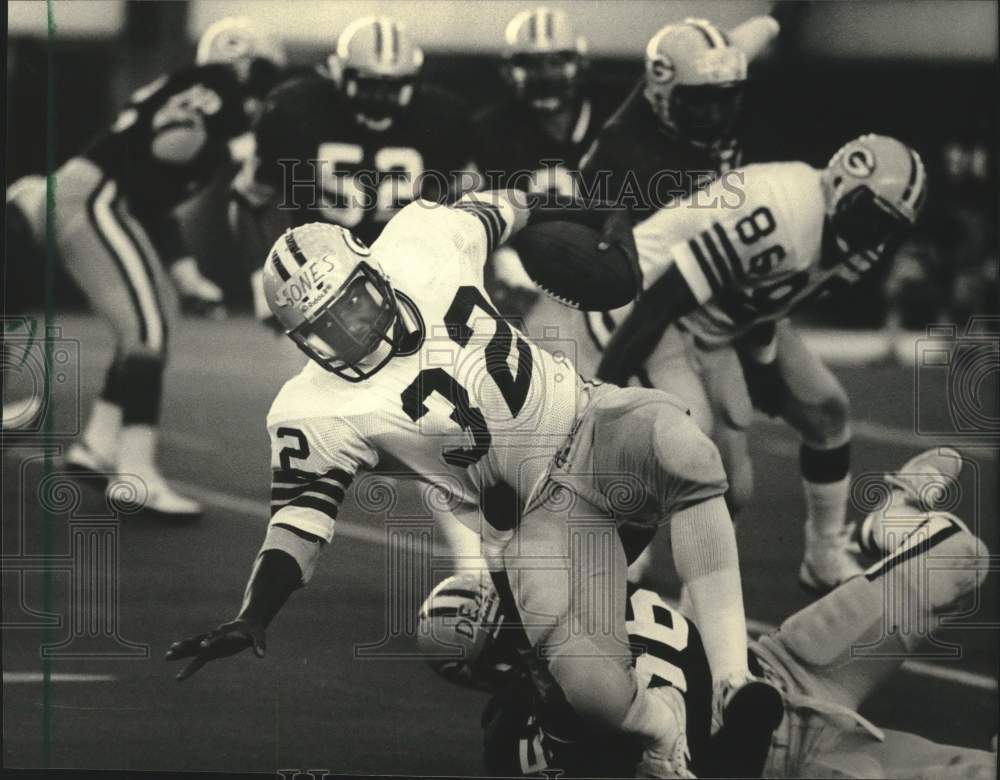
[579,81,742,223]
[84,64,249,218]
[472,96,601,198]
[252,71,475,245]
[482,585,714,777]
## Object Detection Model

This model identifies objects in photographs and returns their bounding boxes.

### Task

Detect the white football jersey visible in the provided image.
[588,162,874,349]
[266,199,584,543]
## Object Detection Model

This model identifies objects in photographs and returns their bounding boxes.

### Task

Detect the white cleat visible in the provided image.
[106,470,202,520]
[63,440,116,484]
[798,523,864,596]
[858,448,964,556]
[884,447,963,511]
[636,686,695,779]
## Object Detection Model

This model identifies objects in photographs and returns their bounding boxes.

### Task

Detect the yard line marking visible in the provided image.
[4,672,117,683]
[745,617,997,692]
[172,480,387,546]
[181,481,998,694]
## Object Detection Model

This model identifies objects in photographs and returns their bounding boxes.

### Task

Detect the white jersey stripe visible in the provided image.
[92,179,163,351]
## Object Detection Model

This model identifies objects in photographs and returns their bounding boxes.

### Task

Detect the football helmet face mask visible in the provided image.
[262,223,403,382]
[328,16,423,130]
[502,7,588,113]
[196,16,286,90]
[417,573,516,691]
[821,134,927,269]
[644,18,747,147]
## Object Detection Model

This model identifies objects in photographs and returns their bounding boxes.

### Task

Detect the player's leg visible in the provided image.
[695,340,755,516]
[805,726,997,780]
[771,320,860,591]
[56,160,198,516]
[500,488,692,776]
[755,458,989,712]
[584,386,783,749]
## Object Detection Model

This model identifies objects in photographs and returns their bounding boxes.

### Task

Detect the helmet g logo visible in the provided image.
[648,55,675,84]
[845,147,876,178]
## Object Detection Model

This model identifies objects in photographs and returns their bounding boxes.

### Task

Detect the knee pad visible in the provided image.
[798,391,851,448]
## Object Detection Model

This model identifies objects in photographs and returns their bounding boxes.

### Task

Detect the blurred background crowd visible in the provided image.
[6,0,997,331]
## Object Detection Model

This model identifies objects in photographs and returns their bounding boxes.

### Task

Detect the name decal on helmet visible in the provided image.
[274,256,336,309]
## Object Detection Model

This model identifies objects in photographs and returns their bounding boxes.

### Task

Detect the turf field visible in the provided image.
[3,307,997,774]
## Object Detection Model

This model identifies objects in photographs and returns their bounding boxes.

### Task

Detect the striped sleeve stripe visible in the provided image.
[674,239,719,304]
[700,229,735,286]
[271,480,345,505]
[272,467,354,487]
[454,201,504,253]
[711,223,746,282]
[270,493,340,521]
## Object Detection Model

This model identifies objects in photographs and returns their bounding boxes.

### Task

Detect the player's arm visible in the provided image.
[594,203,725,383]
[166,417,374,680]
[594,262,702,384]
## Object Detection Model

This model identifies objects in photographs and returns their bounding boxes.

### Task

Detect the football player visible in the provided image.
[232,14,477,321]
[8,17,286,516]
[577,14,780,225]
[595,135,927,594]
[423,449,994,779]
[166,190,783,777]
[471,7,602,316]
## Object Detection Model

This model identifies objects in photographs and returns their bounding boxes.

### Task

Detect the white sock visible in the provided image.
[671,496,749,684]
[118,424,159,475]
[82,399,122,462]
[804,476,850,539]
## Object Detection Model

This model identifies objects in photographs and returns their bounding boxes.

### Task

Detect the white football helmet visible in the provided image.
[196,16,286,84]
[261,222,411,381]
[417,573,515,691]
[643,18,747,147]
[502,6,588,112]
[821,134,927,267]
[328,16,423,130]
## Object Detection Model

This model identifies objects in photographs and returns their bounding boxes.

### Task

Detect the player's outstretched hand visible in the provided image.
[165,618,266,681]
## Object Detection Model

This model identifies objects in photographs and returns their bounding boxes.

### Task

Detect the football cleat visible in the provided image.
[798,522,864,596]
[857,448,964,556]
[63,440,116,486]
[328,16,423,129]
[821,134,927,269]
[643,19,747,147]
[884,446,963,511]
[709,675,784,777]
[106,471,202,520]
[502,6,587,112]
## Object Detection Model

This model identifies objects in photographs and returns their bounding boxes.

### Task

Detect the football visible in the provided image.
[512,221,639,310]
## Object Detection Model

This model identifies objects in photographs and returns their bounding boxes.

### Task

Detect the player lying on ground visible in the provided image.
[420,448,995,778]
[4,17,285,516]
[166,189,783,776]
[591,134,928,595]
